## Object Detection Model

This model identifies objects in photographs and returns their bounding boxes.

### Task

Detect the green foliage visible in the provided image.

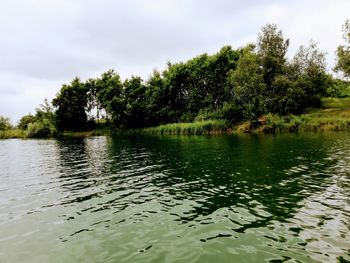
[268,75,306,115]
[265,41,329,115]
[194,103,243,124]
[258,98,350,133]
[142,120,228,135]
[15,99,57,138]
[291,41,329,99]
[264,113,311,132]
[257,24,289,88]
[321,97,350,109]
[0,116,12,131]
[123,76,148,128]
[229,47,266,119]
[335,19,350,78]
[33,22,346,134]
[52,77,88,131]
[0,129,25,139]
[17,114,36,130]
[326,79,350,97]
[26,118,56,138]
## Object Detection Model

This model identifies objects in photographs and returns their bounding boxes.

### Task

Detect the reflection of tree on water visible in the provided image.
[52,133,350,261]
[125,134,339,226]
[54,134,345,228]
[55,137,112,199]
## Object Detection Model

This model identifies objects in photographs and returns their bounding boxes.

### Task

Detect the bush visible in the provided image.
[17,114,36,130]
[326,79,350,98]
[26,118,56,138]
[194,104,243,124]
[265,113,286,132]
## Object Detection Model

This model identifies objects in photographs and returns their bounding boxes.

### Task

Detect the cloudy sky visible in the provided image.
[0,0,349,123]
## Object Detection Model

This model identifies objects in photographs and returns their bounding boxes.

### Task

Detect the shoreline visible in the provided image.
[2,118,349,139]
[2,97,350,139]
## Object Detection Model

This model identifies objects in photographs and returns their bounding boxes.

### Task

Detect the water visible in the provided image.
[0,133,350,263]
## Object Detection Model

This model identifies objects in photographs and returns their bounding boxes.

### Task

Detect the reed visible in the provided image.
[140,120,229,135]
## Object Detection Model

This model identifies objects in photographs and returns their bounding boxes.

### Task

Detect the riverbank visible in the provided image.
[241,97,350,133]
[127,97,350,135]
[2,97,350,139]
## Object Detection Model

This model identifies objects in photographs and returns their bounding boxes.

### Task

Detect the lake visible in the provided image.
[0,133,350,262]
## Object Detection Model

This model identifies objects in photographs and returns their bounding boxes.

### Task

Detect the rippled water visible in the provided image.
[0,133,350,263]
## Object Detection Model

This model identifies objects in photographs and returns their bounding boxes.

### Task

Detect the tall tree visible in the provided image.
[123,76,147,128]
[144,70,167,126]
[17,114,36,130]
[228,46,266,120]
[291,41,329,108]
[257,24,289,88]
[52,77,88,131]
[96,70,124,121]
[335,19,350,78]
[0,116,11,131]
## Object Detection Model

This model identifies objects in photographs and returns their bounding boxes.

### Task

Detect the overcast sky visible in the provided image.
[0,0,349,123]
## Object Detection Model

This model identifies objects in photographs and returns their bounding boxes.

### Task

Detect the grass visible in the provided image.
[0,128,110,139]
[139,120,229,135]
[236,97,350,133]
[320,97,350,109]
[0,129,26,139]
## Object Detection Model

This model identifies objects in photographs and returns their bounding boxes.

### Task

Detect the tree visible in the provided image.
[335,19,350,78]
[52,77,88,131]
[85,78,100,123]
[0,116,11,131]
[26,118,56,138]
[123,76,148,128]
[257,24,289,88]
[206,46,240,108]
[35,98,55,122]
[290,41,329,108]
[162,62,191,123]
[95,70,124,121]
[17,114,36,130]
[228,46,266,120]
[291,41,326,77]
[144,70,167,126]
[269,76,306,115]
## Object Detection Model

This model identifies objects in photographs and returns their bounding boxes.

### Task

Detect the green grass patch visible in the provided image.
[262,114,350,132]
[321,97,350,109]
[0,129,26,139]
[234,97,350,133]
[140,120,229,135]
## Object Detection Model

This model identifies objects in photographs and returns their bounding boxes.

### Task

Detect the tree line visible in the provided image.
[1,22,350,136]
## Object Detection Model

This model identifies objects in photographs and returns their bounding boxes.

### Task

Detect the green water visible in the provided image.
[0,133,350,263]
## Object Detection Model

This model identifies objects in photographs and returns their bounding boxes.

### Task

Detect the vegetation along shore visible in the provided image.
[1,21,350,138]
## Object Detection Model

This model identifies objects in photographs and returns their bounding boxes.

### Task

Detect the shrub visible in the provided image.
[194,104,243,124]
[17,114,36,130]
[26,118,56,138]
[326,79,350,98]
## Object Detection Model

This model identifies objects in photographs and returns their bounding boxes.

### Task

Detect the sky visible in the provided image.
[0,0,349,124]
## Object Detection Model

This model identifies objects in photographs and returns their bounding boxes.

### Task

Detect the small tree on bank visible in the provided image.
[0,116,12,131]
[335,19,350,79]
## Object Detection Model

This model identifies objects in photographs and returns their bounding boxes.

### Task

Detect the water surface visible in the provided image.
[0,133,350,262]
